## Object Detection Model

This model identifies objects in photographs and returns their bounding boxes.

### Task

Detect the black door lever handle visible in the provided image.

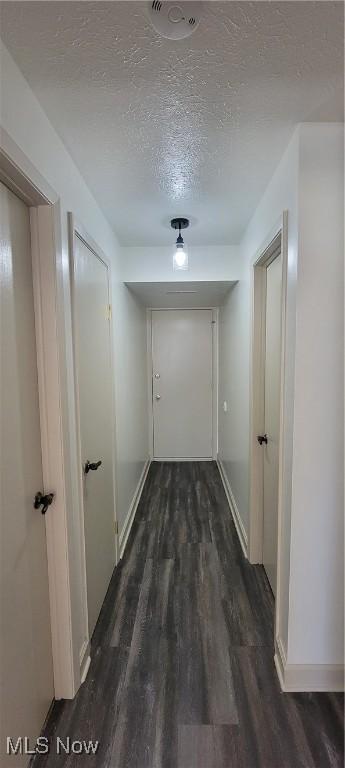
[34,491,54,515]
[257,434,268,445]
[84,460,102,474]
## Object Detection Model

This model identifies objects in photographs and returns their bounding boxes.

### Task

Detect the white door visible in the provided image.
[152,309,213,459]
[262,252,282,595]
[0,182,54,766]
[74,236,116,636]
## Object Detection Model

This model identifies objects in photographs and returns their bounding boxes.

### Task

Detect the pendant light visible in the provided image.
[171,217,189,270]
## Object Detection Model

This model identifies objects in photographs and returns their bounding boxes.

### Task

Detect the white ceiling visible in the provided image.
[125,280,235,307]
[0,2,343,245]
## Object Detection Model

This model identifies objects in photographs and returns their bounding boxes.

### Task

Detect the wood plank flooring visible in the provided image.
[33,462,344,768]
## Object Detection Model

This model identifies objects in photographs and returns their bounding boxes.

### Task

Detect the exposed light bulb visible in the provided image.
[174,248,187,267]
[170,217,190,270]
[173,246,188,270]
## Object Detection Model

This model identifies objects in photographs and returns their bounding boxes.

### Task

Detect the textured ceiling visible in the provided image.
[0,1,343,245]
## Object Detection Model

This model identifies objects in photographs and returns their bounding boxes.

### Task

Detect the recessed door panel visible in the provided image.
[152,309,213,459]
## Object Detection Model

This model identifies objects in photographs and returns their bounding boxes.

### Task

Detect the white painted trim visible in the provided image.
[248,213,290,666]
[276,633,288,668]
[147,309,154,459]
[248,216,288,566]
[217,458,248,558]
[119,460,151,559]
[31,206,77,699]
[147,308,218,461]
[68,213,119,667]
[153,457,214,462]
[80,653,91,685]
[273,215,289,657]
[275,639,344,692]
[79,637,90,667]
[146,305,220,311]
[0,134,77,698]
[211,308,219,459]
[0,127,58,205]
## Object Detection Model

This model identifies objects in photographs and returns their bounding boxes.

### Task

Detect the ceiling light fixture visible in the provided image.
[171,217,189,271]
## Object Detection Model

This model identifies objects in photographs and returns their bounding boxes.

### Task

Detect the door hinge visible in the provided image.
[114,520,119,535]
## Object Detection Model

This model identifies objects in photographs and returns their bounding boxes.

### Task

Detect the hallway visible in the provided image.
[33,463,343,768]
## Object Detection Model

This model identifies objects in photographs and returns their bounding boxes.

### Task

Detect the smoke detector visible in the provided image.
[148,1,202,40]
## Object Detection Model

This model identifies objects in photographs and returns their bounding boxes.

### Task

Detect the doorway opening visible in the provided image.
[69,215,118,641]
[150,308,216,461]
[125,280,235,464]
[248,213,288,606]
[0,134,78,765]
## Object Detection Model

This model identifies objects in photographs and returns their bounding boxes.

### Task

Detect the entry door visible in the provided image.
[74,235,116,636]
[0,182,54,765]
[152,309,213,459]
[262,252,282,595]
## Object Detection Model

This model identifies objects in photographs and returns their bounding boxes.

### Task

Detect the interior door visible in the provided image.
[152,309,213,459]
[262,252,282,595]
[74,235,116,636]
[0,182,54,765]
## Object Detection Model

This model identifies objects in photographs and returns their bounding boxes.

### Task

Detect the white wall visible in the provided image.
[112,281,148,532]
[218,122,344,678]
[218,276,251,532]
[121,244,241,283]
[288,124,344,666]
[219,130,300,647]
[0,41,149,690]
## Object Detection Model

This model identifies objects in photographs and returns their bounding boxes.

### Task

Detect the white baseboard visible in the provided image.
[153,457,213,462]
[275,635,344,692]
[80,653,91,685]
[79,637,91,686]
[217,458,248,558]
[119,459,151,559]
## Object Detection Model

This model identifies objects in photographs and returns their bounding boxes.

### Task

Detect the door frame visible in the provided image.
[147,307,218,461]
[0,129,77,698]
[68,214,119,642]
[248,213,288,624]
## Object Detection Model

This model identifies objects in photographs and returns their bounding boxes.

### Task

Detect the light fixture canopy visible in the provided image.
[171,218,189,270]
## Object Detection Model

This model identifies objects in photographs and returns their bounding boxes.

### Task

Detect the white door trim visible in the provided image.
[248,211,288,660]
[0,132,77,699]
[275,636,344,692]
[147,307,218,461]
[68,214,119,655]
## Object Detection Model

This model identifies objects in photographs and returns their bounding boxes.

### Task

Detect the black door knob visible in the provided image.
[257,434,268,445]
[34,492,54,515]
[84,460,102,474]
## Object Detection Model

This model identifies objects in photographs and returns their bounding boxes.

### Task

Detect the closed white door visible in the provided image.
[262,252,282,595]
[0,182,54,765]
[152,309,213,459]
[74,236,116,636]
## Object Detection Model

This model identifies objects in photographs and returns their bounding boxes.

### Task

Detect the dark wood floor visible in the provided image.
[34,462,344,768]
